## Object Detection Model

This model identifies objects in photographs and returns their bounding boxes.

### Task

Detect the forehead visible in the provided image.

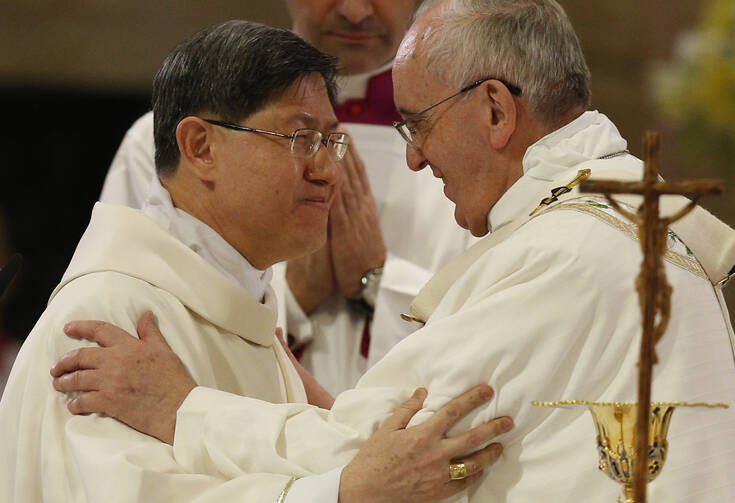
[393,35,449,115]
[263,73,339,129]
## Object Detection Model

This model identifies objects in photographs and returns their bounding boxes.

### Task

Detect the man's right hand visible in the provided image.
[339,385,512,503]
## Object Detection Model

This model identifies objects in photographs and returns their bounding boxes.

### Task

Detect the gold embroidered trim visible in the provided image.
[536,201,707,280]
[277,477,298,503]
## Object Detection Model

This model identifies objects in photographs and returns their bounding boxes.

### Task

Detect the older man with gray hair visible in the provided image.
[52,1,735,501]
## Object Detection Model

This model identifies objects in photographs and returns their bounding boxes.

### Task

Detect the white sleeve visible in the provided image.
[99,111,156,208]
[367,252,434,367]
[285,467,343,503]
[172,385,414,482]
[168,211,735,502]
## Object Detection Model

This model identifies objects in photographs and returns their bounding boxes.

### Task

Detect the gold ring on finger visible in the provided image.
[449,462,468,480]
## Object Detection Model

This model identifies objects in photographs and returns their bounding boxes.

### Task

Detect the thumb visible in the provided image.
[137,311,168,346]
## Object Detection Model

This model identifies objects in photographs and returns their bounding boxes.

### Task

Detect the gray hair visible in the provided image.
[415,0,591,123]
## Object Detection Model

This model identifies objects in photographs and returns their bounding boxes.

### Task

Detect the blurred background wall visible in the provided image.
[0,0,732,343]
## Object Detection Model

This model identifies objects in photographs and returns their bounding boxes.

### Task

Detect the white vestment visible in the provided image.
[169,112,735,502]
[0,203,312,502]
[100,93,474,395]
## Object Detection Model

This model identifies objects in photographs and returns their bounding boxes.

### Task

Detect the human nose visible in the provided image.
[305,148,342,187]
[336,0,375,25]
[405,145,428,172]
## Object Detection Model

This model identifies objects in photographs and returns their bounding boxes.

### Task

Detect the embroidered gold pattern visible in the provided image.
[535,200,708,280]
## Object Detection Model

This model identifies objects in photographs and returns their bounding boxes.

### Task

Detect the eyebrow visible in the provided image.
[290,112,340,131]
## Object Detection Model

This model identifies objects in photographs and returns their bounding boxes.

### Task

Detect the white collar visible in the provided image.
[487,110,629,232]
[337,59,393,103]
[141,176,272,302]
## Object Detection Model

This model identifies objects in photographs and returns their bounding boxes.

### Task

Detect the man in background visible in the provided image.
[100,0,474,394]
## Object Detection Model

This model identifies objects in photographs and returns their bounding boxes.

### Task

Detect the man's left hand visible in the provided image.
[50,311,196,445]
[329,141,386,299]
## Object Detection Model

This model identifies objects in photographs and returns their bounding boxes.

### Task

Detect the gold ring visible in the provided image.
[449,462,468,480]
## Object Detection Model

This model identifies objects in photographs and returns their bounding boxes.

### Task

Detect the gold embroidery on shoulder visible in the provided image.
[536,200,707,280]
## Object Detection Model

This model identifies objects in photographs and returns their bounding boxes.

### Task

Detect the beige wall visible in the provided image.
[2,0,732,308]
[0,1,290,92]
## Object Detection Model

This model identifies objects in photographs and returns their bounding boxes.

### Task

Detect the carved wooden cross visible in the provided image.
[580,131,723,503]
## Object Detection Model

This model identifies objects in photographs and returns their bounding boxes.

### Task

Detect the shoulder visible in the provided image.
[37,271,178,358]
[125,111,154,141]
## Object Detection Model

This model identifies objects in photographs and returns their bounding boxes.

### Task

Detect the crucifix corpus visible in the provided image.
[579,131,724,502]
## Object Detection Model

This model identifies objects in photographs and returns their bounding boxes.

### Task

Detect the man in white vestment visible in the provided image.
[0,20,510,503]
[50,0,735,501]
[99,0,474,394]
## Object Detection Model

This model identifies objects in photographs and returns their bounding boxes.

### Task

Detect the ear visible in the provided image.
[175,117,216,182]
[483,80,518,150]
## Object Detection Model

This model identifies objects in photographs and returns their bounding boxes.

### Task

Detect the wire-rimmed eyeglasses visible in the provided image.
[204,119,350,161]
[393,78,522,149]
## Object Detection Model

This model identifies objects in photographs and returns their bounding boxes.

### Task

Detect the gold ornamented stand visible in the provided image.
[535,132,726,502]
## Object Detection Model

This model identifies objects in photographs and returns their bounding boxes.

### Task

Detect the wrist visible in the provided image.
[356,267,383,310]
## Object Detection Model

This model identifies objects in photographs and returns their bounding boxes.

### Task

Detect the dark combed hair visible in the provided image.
[152,20,339,175]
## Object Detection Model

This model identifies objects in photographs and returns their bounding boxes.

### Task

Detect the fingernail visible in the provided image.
[63,322,72,333]
[493,443,504,455]
[414,387,427,399]
[500,417,514,432]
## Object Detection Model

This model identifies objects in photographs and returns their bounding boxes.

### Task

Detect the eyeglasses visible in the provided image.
[203,119,350,161]
[393,78,522,149]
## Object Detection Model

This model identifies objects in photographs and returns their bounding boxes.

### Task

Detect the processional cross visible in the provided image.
[579,131,723,502]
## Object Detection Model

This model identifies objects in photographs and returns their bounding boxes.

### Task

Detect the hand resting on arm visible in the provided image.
[51,311,513,503]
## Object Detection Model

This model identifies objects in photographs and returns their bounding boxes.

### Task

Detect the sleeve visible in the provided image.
[99,111,156,208]
[161,212,655,501]
[283,467,343,503]
[367,252,435,367]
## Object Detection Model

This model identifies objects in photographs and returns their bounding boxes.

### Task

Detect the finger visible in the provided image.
[50,346,105,377]
[453,442,504,477]
[67,391,108,416]
[337,155,361,214]
[379,387,428,432]
[424,384,494,435]
[64,320,136,348]
[348,145,371,196]
[136,311,168,347]
[343,148,364,198]
[443,417,513,458]
[274,327,286,346]
[329,191,349,231]
[52,369,102,393]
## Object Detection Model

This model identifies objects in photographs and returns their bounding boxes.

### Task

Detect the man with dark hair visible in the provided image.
[0,20,508,503]
[100,1,473,395]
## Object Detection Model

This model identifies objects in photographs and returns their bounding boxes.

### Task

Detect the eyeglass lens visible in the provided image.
[290,130,349,161]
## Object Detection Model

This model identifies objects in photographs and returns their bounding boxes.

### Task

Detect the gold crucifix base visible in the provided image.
[531,400,728,502]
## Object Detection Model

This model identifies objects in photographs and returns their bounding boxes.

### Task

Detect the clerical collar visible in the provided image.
[337,59,394,103]
[486,110,630,233]
[141,176,272,302]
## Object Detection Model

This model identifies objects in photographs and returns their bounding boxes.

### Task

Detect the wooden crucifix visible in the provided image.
[579,131,723,503]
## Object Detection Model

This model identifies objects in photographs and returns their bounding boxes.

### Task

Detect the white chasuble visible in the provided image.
[171,112,735,502]
[0,203,306,503]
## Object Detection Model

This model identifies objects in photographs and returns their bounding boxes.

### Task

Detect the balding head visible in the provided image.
[399,0,590,125]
